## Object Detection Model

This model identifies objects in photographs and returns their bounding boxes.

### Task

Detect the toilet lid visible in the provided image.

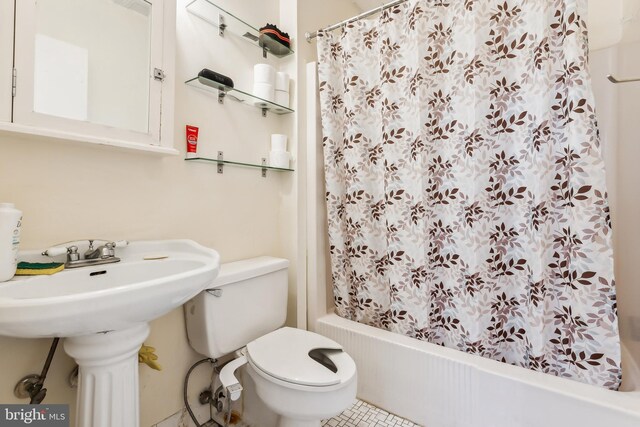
[247,327,355,387]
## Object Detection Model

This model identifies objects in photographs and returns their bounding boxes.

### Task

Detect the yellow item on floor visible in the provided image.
[139,344,162,371]
[15,262,65,276]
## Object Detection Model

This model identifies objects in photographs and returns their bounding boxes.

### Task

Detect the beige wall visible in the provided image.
[0,0,636,426]
[589,0,640,372]
[612,40,640,369]
[588,0,625,50]
[0,0,365,425]
[0,0,298,425]
[622,0,640,43]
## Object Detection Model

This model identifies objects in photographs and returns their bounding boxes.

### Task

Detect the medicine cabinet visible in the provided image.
[0,0,176,154]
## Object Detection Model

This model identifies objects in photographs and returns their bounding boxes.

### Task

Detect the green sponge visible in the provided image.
[15,262,65,276]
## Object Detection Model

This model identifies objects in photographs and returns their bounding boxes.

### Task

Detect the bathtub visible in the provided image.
[315,313,640,427]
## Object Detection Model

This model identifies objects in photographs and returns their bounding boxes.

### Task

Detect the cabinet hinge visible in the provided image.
[153,68,165,82]
[11,68,16,97]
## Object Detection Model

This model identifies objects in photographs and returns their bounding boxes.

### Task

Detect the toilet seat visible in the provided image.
[246,327,356,388]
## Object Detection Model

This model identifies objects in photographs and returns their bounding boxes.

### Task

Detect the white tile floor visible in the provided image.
[152,399,421,427]
[322,399,422,427]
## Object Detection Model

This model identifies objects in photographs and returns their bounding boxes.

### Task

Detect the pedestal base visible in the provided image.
[63,324,150,427]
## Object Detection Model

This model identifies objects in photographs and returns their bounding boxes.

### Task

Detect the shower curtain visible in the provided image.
[317,0,621,389]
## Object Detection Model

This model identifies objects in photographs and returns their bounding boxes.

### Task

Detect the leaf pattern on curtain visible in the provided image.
[317,0,621,390]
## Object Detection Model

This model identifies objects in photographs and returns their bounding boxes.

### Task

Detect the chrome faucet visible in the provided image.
[42,239,129,269]
[84,240,117,260]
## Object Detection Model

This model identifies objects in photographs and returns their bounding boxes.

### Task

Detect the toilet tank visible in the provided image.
[185,257,289,358]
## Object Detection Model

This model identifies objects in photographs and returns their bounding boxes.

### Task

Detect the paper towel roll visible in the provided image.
[254,64,276,85]
[275,90,289,108]
[275,72,290,91]
[269,150,290,169]
[271,134,287,152]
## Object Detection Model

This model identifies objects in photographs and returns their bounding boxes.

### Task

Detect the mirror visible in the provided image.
[33,0,152,133]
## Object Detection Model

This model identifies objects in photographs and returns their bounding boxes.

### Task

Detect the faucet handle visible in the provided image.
[42,245,79,261]
[42,246,70,257]
[112,240,129,248]
[102,241,128,259]
[68,246,80,262]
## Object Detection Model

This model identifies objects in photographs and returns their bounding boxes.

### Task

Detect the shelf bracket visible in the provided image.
[261,158,267,178]
[217,151,224,174]
[262,46,268,59]
[218,14,226,37]
[261,108,267,117]
[218,90,226,104]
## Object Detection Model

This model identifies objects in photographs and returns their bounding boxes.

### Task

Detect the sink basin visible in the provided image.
[0,239,220,338]
[0,239,220,427]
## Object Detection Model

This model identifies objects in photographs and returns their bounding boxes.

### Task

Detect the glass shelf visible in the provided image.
[185,76,294,116]
[185,0,294,58]
[186,154,294,177]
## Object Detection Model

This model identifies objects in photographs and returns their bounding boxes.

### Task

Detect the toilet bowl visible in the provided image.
[185,257,358,427]
[246,327,357,426]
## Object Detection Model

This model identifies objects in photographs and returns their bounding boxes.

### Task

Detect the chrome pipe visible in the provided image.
[607,74,640,84]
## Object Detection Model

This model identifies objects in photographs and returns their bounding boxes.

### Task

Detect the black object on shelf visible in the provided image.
[197,68,234,89]
[185,0,294,59]
[259,24,290,49]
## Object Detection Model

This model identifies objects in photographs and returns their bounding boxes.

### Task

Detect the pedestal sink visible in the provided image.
[0,240,220,427]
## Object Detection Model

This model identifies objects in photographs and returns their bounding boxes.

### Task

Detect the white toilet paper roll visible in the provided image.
[275,72,290,91]
[253,82,275,104]
[254,64,276,85]
[275,90,289,108]
[271,134,288,152]
[269,151,290,169]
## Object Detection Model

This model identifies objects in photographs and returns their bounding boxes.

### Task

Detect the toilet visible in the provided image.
[184,257,357,427]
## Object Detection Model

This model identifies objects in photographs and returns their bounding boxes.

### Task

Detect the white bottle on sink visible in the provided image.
[0,203,22,282]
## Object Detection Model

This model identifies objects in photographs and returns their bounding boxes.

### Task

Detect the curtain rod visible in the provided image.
[305,0,409,42]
